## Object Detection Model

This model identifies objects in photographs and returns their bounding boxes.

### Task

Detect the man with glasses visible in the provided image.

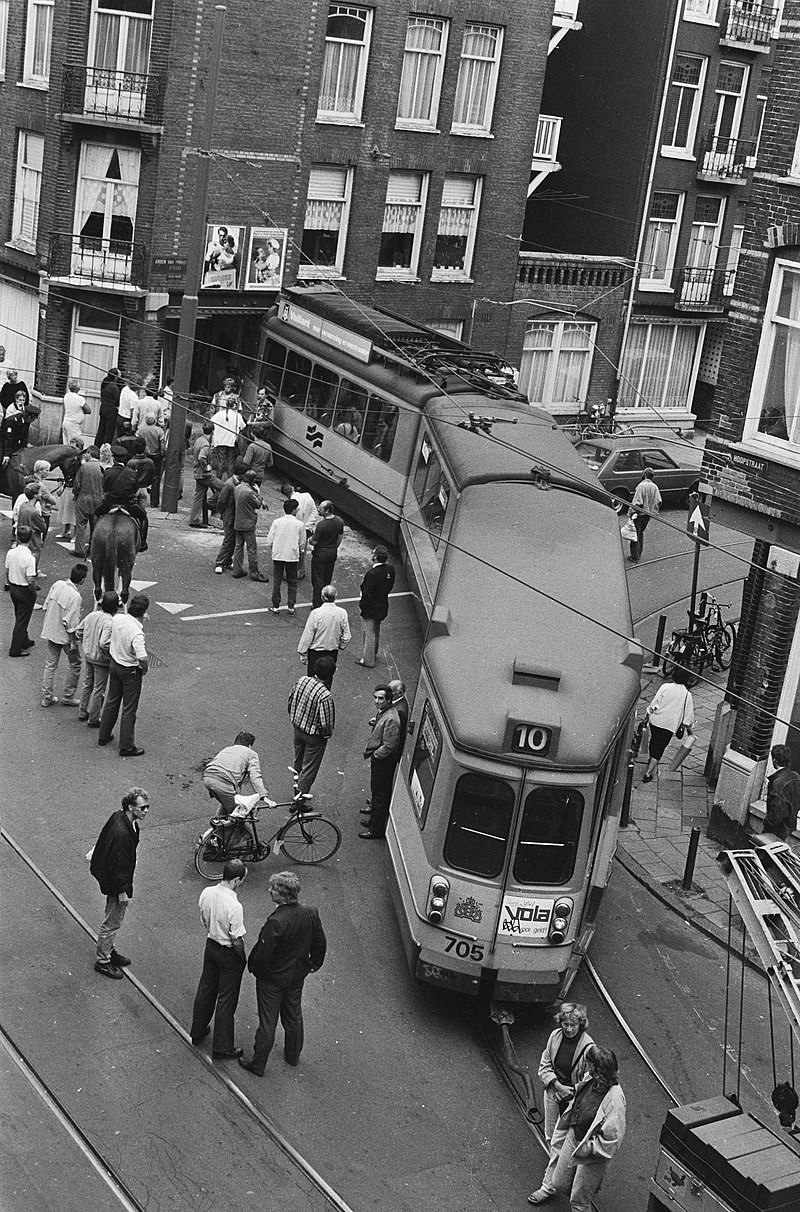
[89,787,150,979]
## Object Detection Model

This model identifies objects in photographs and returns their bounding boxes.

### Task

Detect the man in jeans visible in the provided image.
[98,593,149,757]
[287,659,336,793]
[189,422,220,528]
[40,563,87,706]
[231,470,269,581]
[90,787,150,979]
[76,590,120,726]
[266,498,306,614]
[5,524,39,657]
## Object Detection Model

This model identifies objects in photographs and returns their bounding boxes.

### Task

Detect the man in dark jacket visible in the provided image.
[239,871,327,1075]
[89,787,150,979]
[761,745,800,840]
[96,368,121,447]
[213,459,246,574]
[360,685,401,840]
[94,444,151,550]
[356,546,395,668]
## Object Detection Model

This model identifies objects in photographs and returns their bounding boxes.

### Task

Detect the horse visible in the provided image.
[90,510,140,603]
[0,444,81,504]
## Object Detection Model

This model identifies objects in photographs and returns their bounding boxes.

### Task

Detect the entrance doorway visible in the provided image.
[69,304,120,438]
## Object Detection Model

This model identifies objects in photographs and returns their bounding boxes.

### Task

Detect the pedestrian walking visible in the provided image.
[203,731,270,816]
[190,858,248,1059]
[76,590,119,726]
[309,500,344,608]
[189,422,220,527]
[238,871,327,1076]
[97,592,149,757]
[287,660,336,793]
[356,546,395,668]
[231,470,269,581]
[95,368,121,448]
[280,482,318,581]
[210,377,246,481]
[752,745,800,840]
[89,786,150,979]
[213,462,246,573]
[642,666,694,783]
[297,585,350,684]
[72,445,104,557]
[628,468,662,563]
[360,684,401,840]
[267,498,306,614]
[40,563,87,707]
[5,525,39,657]
[528,1046,626,1210]
[538,1004,594,1143]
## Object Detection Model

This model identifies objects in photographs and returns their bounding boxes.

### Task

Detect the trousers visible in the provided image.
[540,1127,609,1212]
[360,617,381,666]
[97,895,128,962]
[310,549,337,608]
[292,727,328,793]
[250,977,306,1072]
[272,560,298,608]
[79,659,110,724]
[190,939,246,1053]
[8,584,36,655]
[369,757,396,837]
[233,528,259,575]
[99,659,143,750]
[42,640,81,703]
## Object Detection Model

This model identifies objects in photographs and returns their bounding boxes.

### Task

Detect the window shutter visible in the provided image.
[386,172,423,203]
[308,166,347,200]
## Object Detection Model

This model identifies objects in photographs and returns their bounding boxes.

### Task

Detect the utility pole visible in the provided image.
[162,4,226,515]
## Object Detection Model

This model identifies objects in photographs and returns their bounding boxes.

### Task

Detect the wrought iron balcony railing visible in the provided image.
[721,1,778,48]
[675,266,733,311]
[62,63,165,125]
[48,233,148,289]
[697,133,756,181]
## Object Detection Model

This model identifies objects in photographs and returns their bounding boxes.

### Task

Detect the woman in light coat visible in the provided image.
[537,1003,594,1142]
[642,665,695,783]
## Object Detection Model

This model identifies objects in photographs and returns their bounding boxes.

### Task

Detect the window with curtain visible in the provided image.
[317,5,372,122]
[745,263,800,447]
[396,16,448,128]
[0,0,9,79]
[683,0,717,18]
[377,171,428,278]
[618,321,700,411]
[90,0,153,75]
[11,132,44,249]
[518,320,595,411]
[432,175,482,279]
[75,144,141,251]
[23,0,53,84]
[451,23,503,134]
[641,191,683,286]
[299,166,352,277]
[662,53,705,153]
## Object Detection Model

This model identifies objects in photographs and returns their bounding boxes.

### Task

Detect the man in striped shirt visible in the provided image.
[287,659,336,794]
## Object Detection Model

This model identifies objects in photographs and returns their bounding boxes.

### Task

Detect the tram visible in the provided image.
[259,288,642,1001]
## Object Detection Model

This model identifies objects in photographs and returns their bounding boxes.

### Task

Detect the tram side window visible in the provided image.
[308,362,339,426]
[333,378,368,442]
[408,700,443,826]
[413,441,450,548]
[282,350,312,411]
[262,338,286,396]
[362,396,399,462]
[513,788,584,885]
[444,773,514,878]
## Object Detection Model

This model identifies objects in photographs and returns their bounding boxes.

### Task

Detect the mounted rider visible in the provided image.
[94,443,150,552]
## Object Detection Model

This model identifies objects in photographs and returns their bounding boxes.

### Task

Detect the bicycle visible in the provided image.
[194,768,342,879]
[661,593,737,683]
[567,401,635,444]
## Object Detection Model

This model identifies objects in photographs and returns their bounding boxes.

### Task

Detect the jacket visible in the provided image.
[552,1077,627,1164]
[538,1028,594,1094]
[364,705,401,762]
[248,902,327,987]
[90,809,140,897]
[359,561,395,621]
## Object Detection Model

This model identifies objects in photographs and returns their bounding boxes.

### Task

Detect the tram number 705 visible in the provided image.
[444,935,485,963]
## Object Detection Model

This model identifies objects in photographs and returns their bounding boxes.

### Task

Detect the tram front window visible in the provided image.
[513,787,584,885]
[444,773,514,878]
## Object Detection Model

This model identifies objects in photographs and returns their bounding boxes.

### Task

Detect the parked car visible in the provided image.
[575,436,704,506]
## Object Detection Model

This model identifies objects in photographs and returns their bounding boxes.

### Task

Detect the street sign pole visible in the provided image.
[686,491,710,625]
[690,537,701,624]
[162,4,226,515]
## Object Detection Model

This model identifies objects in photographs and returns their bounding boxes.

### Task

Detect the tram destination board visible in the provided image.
[504,720,556,759]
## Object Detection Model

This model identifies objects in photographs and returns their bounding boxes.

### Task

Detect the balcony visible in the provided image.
[553,0,580,19]
[532,115,562,165]
[675,266,733,312]
[720,1,778,50]
[48,233,148,293]
[551,0,581,53]
[697,133,755,182]
[61,64,165,130]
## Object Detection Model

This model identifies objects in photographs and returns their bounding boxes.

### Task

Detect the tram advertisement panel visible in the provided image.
[409,700,442,825]
[498,894,553,940]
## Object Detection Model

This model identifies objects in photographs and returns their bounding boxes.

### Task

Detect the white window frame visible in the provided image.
[711,60,749,146]
[376,171,429,282]
[431,175,482,282]
[619,321,704,412]
[450,23,503,137]
[316,4,373,125]
[789,122,800,180]
[723,223,744,296]
[518,319,597,412]
[640,191,685,290]
[661,53,707,158]
[10,131,44,251]
[682,0,718,23]
[744,258,800,455]
[298,165,353,279]
[23,0,54,86]
[426,319,463,340]
[0,0,9,80]
[395,15,448,131]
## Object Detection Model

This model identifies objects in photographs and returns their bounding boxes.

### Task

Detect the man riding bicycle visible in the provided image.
[203,731,272,817]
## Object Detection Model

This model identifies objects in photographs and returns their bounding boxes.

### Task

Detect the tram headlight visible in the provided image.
[548,897,573,945]
[426,875,450,924]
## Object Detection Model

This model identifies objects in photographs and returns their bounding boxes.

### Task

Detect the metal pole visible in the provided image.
[689,538,701,626]
[162,4,227,515]
[682,827,700,891]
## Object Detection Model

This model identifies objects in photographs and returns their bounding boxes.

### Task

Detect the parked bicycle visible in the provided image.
[661,593,736,684]
[194,768,341,879]
[566,400,635,444]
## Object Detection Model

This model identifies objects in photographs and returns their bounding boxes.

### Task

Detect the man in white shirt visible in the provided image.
[266,499,306,614]
[98,592,149,757]
[5,524,39,656]
[210,377,246,480]
[280,482,318,580]
[117,378,139,435]
[190,858,248,1059]
[40,563,87,706]
[629,468,663,563]
[297,585,350,685]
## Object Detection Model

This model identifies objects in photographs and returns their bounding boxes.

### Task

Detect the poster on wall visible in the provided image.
[201,223,245,289]
[244,227,288,291]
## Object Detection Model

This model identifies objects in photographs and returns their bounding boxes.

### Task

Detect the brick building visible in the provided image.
[0,0,557,435]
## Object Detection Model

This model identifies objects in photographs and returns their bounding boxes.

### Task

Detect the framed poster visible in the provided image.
[244,227,288,291]
[202,223,244,289]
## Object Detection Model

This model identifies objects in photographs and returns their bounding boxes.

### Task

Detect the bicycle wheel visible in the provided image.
[279,815,342,865]
[195,825,227,880]
[711,623,736,671]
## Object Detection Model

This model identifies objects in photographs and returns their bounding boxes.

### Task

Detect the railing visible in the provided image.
[532,115,562,163]
[48,233,148,288]
[721,1,778,47]
[698,133,755,181]
[676,265,733,310]
[62,63,165,125]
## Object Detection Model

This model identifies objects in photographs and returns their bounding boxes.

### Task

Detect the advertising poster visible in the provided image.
[202,223,244,289]
[244,227,288,291]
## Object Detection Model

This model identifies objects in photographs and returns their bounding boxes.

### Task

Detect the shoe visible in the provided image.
[56,532,71,540]
[354,659,373,667]
[527,1192,553,1206]
[71,549,86,558]
[120,747,145,757]
[212,1048,243,1060]
[41,697,59,707]
[269,606,280,613]
[78,713,89,722]
[214,566,224,574]
[232,571,246,578]
[60,699,79,707]
[98,735,114,746]
[238,1058,263,1076]
[189,523,208,529]
[642,773,654,784]
[250,573,270,582]
[22,640,35,649]
[9,651,30,657]
[110,951,131,967]
[287,606,295,614]
[284,1055,299,1067]
[94,961,123,980]
[359,830,382,840]
[87,720,101,728]
[191,1027,210,1046]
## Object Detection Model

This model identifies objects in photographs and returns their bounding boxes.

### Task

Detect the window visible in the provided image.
[444,772,514,878]
[412,437,451,546]
[86,0,154,118]
[306,362,339,424]
[317,4,372,123]
[73,144,140,283]
[396,16,448,129]
[752,94,767,167]
[281,350,312,409]
[662,54,705,155]
[299,166,353,277]
[723,223,744,296]
[361,395,398,462]
[683,0,717,20]
[618,321,701,410]
[377,171,428,279]
[0,0,9,79]
[681,194,725,303]
[643,449,679,471]
[512,788,584,885]
[11,132,44,250]
[261,338,286,397]
[790,122,800,179]
[746,262,800,447]
[426,319,463,340]
[641,191,684,287]
[451,23,503,135]
[331,377,368,439]
[518,320,596,411]
[710,61,748,146]
[409,700,443,826]
[432,175,482,280]
[23,0,53,84]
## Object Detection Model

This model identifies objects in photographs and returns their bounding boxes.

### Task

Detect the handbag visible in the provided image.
[620,518,637,542]
[675,691,689,740]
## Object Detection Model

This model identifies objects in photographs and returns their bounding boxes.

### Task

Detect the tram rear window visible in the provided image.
[444,773,514,878]
[513,788,584,885]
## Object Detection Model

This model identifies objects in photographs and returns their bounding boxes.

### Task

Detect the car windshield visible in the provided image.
[578,444,611,467]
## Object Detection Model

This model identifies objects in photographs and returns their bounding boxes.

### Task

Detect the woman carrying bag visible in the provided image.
[642,666,695,783]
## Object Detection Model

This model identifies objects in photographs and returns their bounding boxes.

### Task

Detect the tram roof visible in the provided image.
[424,481,641,768]
[281,287,461,355]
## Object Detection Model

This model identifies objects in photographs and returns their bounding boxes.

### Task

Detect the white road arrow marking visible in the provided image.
[156,601,193,614]
[130,579,157,591]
